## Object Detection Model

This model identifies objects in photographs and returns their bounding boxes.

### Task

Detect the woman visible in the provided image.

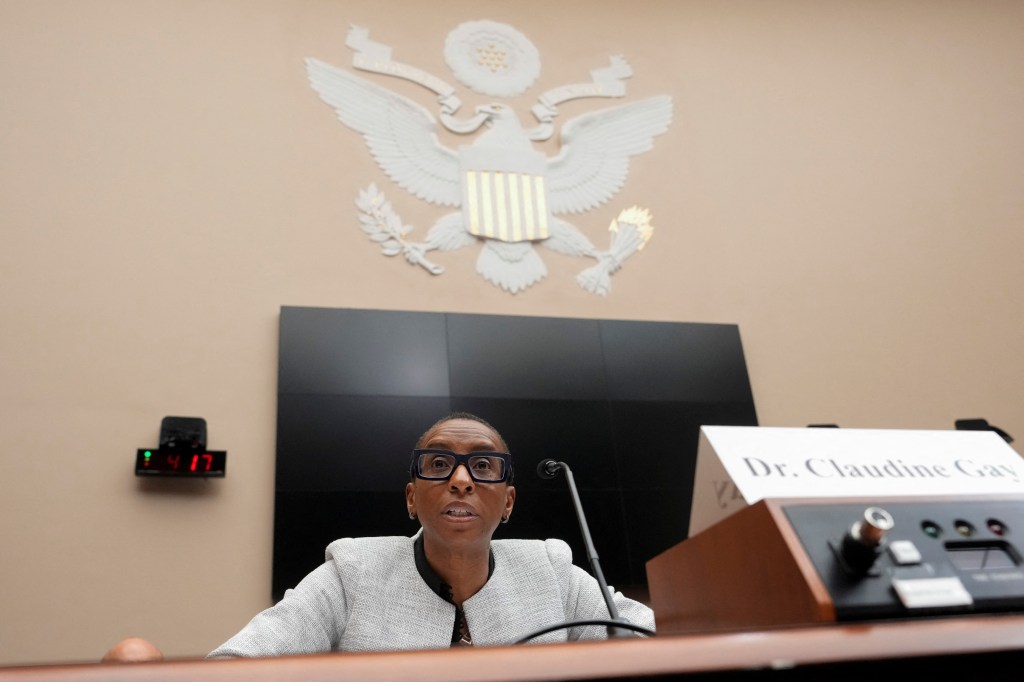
[208,412,654,656]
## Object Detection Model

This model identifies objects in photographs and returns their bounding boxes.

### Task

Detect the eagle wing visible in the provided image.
[305,58,462,207]
[546,95,673,215]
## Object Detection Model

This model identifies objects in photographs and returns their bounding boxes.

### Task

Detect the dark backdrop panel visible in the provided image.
[606,400,759,491]
[278,307,450,396]
[276,394,451,492]
[600,319,755,402]
[448,397,617,492]
[446,314,607,399]
[619,489,694,584]
[274,307,758,602]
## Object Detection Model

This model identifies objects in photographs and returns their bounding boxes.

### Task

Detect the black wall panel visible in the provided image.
[273,307,758,602]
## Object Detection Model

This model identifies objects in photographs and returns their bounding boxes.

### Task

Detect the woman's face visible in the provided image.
[406,418,516,554]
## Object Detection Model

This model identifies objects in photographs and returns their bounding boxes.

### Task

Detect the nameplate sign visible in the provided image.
[689,426,1024,536]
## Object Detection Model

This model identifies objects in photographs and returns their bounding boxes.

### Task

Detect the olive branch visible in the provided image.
[356,184,443,274]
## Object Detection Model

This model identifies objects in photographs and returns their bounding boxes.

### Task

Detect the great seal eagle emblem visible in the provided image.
[306,20,673,295]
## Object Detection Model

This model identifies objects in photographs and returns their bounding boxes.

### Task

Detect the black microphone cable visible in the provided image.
[515,619,654,645]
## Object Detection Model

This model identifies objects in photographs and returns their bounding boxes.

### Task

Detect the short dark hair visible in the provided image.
[415,412,510,452]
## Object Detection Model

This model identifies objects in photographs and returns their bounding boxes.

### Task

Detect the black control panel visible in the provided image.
[784,498,1024,621]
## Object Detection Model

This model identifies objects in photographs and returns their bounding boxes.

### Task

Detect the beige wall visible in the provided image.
[1,0,1022,666]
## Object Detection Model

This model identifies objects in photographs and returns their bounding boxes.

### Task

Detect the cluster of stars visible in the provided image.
[476,42,509,73]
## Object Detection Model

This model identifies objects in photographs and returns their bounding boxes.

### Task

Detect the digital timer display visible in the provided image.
[135,449,227,477]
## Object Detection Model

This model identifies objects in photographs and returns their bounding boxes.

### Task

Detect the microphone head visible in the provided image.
[536,459,561,479]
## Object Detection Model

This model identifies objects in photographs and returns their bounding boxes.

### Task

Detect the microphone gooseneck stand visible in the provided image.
[533,459,640,640]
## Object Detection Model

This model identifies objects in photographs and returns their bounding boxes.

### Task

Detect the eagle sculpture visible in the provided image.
[306,57,672,294]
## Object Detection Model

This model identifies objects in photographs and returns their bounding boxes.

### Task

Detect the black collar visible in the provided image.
[413,533,495,604]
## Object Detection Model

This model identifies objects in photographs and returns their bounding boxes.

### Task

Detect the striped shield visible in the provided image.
[460,146,550,242]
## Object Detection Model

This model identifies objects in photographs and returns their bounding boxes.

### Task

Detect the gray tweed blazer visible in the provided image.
[208,534,654,657]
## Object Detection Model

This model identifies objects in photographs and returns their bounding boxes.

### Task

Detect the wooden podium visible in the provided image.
[647,497,835,634]
[646,494,1024,635]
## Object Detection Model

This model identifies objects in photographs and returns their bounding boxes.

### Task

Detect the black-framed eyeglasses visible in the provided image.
[410,448,513,484]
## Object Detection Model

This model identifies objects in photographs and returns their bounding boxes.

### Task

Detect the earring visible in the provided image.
[501,515,509,524]
[409,511,417,520]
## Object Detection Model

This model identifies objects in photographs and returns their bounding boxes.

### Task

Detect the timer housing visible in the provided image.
[135,416,227,477]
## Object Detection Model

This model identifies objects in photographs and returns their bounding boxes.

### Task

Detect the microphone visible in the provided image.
[536,458,561,479]
[535,458,633,639]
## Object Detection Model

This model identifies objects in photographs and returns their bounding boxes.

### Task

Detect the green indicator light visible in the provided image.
[144,450,152,459]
